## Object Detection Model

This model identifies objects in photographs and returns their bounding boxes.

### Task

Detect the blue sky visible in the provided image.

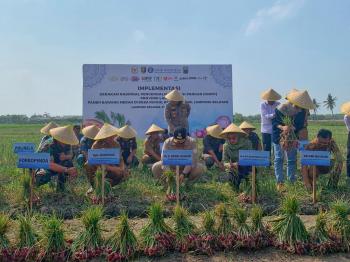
[0,0,349,116]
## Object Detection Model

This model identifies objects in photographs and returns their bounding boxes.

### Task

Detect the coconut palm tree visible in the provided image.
[323,94,337,117]
[94,110,111,123]
[312,98,320,119]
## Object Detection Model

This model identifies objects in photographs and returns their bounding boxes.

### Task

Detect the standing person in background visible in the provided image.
[202,124,225,170]
[38,122,59,151]
[164,89,191,135]
[239,121,262,151]
[117,125,139,168]
[260,88,281,154]
[341,101,350,183]
[272,90,315,191]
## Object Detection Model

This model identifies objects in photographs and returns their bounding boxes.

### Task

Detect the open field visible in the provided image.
[0,121,349,261]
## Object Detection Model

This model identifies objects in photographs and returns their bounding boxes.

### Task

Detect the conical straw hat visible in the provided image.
[261,88,281,101]
[341,101,350,115]
[49,125,79,145]
[285,88,299,99]
[145,124,164,135]
[82,125,100,139]
[118,125,137,139]
[286,90,315,110]
[220,123,246,138]
[94,123,120,140]
[206,124,223,139]
[40,122,59,135]
[239,121,256,130]
[165,89,185,102]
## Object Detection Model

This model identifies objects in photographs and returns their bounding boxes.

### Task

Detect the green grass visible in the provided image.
[0,122,349,220]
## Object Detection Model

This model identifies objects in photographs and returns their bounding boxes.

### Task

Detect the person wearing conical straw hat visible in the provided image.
[239,121,262,151]
[35,125,78,192]
[341,101,350,180]
[38,122,59,151]
[202,124,225,170]
[164,89,191,135]
[76,125,100,168]
[272,90,315,191]
[260,88,281,155]
[152,127,206,185]
[220,123,252,190]
[85,123,128,192]
[116,125,139,168]
[141,124,165,167]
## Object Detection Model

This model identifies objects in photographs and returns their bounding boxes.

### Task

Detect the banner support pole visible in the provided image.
[176,165,180,206]
[312,166,317,204]
[252,166,257,204]
[101,165,106,206]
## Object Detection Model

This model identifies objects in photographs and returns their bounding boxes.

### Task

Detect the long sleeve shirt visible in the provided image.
[260,101,280,134]
[344,115,350,132]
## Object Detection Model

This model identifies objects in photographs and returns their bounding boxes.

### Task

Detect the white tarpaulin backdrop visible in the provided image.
[83,64,233,137]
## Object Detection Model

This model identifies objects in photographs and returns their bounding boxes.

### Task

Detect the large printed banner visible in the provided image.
[83,64,233,137]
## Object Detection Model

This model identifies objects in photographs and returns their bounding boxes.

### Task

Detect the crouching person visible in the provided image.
[239,121,262,150]
[152,127,206,185]
[117,125,140,168]
[84,123,128,193]
[36,125,78,192]
[76,125,100,168]
[202,124,225,170]
[141,124,164,167]
[301,129,343,190]
[221,123,253,190]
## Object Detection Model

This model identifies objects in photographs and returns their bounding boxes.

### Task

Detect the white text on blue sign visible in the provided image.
[88,148,120,165]
[162,150,193,166]
[13,143,36,154]
[239,150,270,167]
[301,150,331,167]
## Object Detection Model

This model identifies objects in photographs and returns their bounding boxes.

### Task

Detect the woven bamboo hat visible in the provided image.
[239,121,256,130]
[165,89,185,102]
[220,123,246,138]
[49,125,79,145]
[82,125,100,139]
[118,125,137,139]
[40,122,59,135]
[206,124,223,139]
[145,124,164,135]
[94,123,120,140]
[341,101,350,115]
[286,90,315,110]
[261,88,281,101]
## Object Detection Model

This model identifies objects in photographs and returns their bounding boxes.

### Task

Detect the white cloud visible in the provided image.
[245,0,305,36]
[132,29,146,43]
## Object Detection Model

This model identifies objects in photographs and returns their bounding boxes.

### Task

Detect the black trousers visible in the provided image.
[347,132,350,177]
[262,133,272,152]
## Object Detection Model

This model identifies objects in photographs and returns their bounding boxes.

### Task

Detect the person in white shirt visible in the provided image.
[260,88,281,154]
[341,102,350,180]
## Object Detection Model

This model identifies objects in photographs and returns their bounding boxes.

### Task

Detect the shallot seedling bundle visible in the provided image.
[106,212,138,261]
[72,206,105,260]
[328,200,350,251]
[270,196,309,254]
[215,204,235,250]
[195,211,217,256]
[173,205,196,253]
[280,116,298,151]
[140,203,175,257]
[15,215,39,261]
[250,205,271,249]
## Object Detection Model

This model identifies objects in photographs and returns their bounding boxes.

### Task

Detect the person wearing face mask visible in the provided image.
[301,129,343,190]
[164,89,191,136]
[272,90,315,191]
[141,124,164,167]
[152,127,206,185]
[117,125,139,168]
[221,123,252,190]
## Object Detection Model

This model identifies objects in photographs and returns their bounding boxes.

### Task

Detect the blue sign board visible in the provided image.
[13,143,36,154]
[88,148,120,165]
[298,140,309,151]
[17,153,50,169]
[239,150,270,167]
[301,150,331,166]
[162,150,193,166]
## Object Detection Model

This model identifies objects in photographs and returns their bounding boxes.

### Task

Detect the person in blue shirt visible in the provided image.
[76,125,100,168]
